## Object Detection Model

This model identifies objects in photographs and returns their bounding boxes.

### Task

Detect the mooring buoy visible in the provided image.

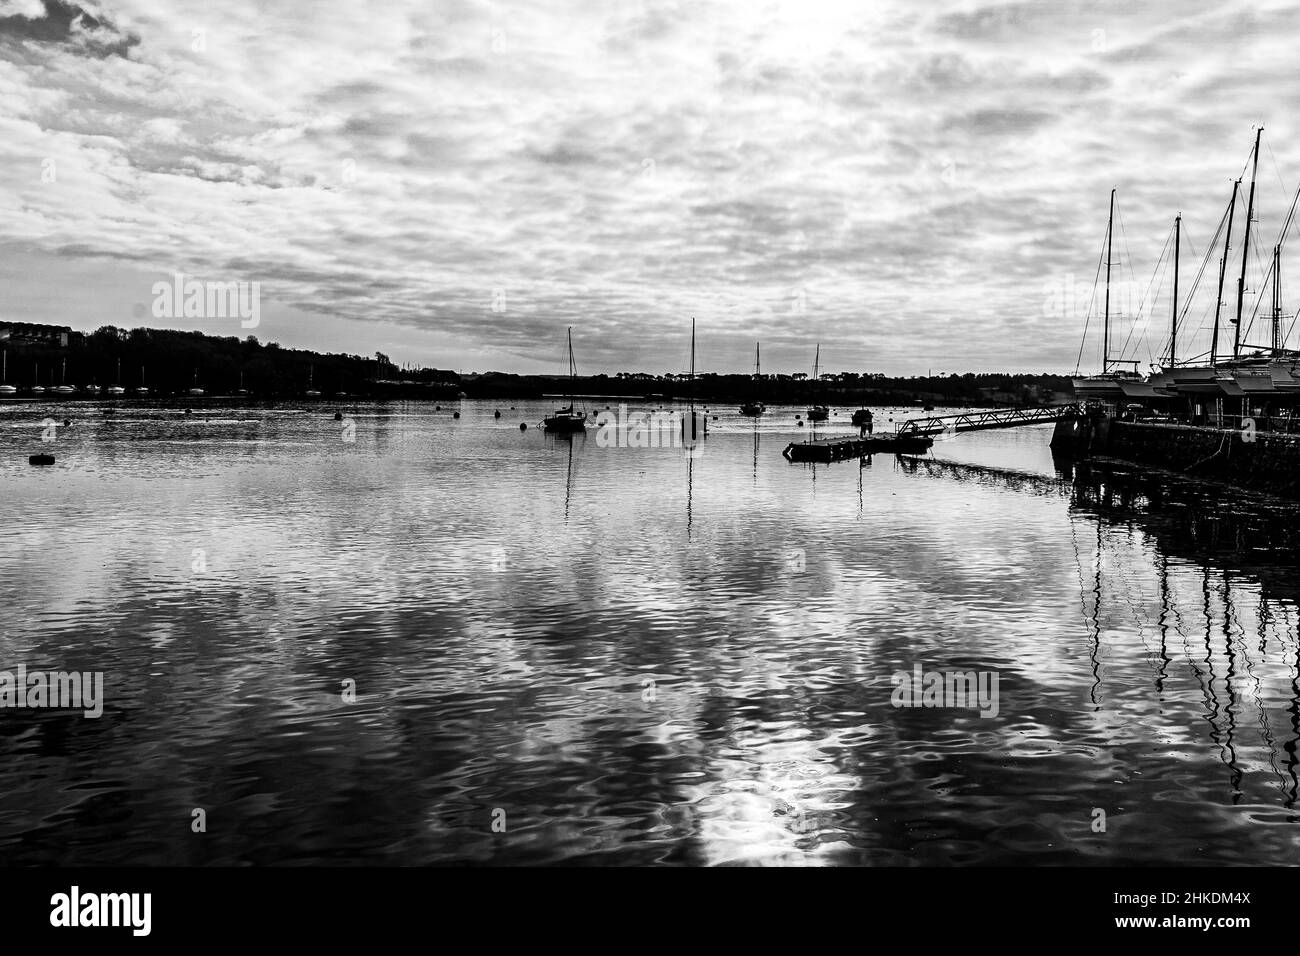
[334,411,343,420]
[519,422,527,431]
[453,411,460,419]
[494,410,501,419]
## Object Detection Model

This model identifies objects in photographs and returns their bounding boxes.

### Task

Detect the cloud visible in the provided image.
[0,0,1294,373]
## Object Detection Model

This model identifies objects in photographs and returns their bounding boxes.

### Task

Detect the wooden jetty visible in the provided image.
[782,433,933,462]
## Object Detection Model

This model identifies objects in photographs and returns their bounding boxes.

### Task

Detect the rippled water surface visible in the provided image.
[4,398,1300,865]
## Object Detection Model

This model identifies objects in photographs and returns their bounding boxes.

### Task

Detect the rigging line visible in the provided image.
[1242,179,1300,346]
[1242,239,1274,344]
[1123,224,1172,363]
[1113,198,1142,364]
[1180,200,1232,348]
[1138,224,1176,362]
[1074,220,1109,375]
[1267,138,1289,201]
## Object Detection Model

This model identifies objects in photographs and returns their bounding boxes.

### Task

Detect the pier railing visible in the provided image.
[895,404,1083,437]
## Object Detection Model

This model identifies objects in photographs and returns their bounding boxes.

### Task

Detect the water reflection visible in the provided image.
[1,401,1300,864]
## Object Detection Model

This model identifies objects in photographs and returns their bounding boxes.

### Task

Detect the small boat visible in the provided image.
[54,359,74,394]
[543,328,588,433]
[107,358,125,395]
[806,343,829,421]
[188,367,204,396]
[85,384,101,395]
[0,350,15,394]
[739,342,766,416]
[305,365,321,398]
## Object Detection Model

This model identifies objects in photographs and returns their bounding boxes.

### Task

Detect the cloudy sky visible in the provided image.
[0,0,1294,375]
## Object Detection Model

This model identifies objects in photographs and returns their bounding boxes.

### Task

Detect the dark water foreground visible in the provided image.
[2,400,1300,865]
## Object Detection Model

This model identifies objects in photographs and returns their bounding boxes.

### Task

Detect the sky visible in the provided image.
[0,0,1296,376]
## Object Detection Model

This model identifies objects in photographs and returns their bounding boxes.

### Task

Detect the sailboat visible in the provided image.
[53,358,74,395]
[0,351,15,395]
[188,368,204,396]
[1072,188,1157,401]
[543,327,587,432]
[305,365,321,398]
[236,370,248,396]
[107,357,125,396]
[738,342,766,416]
[31,361,44,395]
[1149,128,1300,403]
[806,343,829,421]
[135,365,149,396]
[682,317,704,449]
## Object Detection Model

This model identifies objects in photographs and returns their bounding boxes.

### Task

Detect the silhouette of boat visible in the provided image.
[543,328,587,433]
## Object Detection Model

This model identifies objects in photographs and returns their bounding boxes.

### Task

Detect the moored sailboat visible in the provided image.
[107,357,125,396]
[543,328,587,433]
[0,350,15,395]
[806,343,829,421]
[1072,188,1154,401]
[738,342,766,416]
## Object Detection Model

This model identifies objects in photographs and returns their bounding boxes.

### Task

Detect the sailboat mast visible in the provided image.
[1212,179,1241,367]
[566,326,575,403]
[1103,188,1114,373]
[689,317,696,412]
[1171,214,1181,366]
[1273,244,1282,354]
[1234,127,1263,359]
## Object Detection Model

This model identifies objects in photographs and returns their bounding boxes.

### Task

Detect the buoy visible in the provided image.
[519,422,527,431]
[510,406,516,410]
[334,412,343,421]
[185,408,192,415]
[62,419,70,427]
[494,410,501,419]
[435,405,441,411]
[712,416,718,420]
[29,453,54,466]
[797,420,804,428]
[453,411,460,419]
[795,414,802,420]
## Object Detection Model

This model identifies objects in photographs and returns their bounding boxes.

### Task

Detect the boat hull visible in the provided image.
[543,412,587,433]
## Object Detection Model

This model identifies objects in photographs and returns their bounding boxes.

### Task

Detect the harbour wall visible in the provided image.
[1054,415,1300,499]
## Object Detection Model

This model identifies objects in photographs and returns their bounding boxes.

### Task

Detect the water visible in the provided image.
[3,398,1300,865]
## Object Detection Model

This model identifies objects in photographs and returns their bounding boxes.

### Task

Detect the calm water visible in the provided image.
[3,398,1300,865]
